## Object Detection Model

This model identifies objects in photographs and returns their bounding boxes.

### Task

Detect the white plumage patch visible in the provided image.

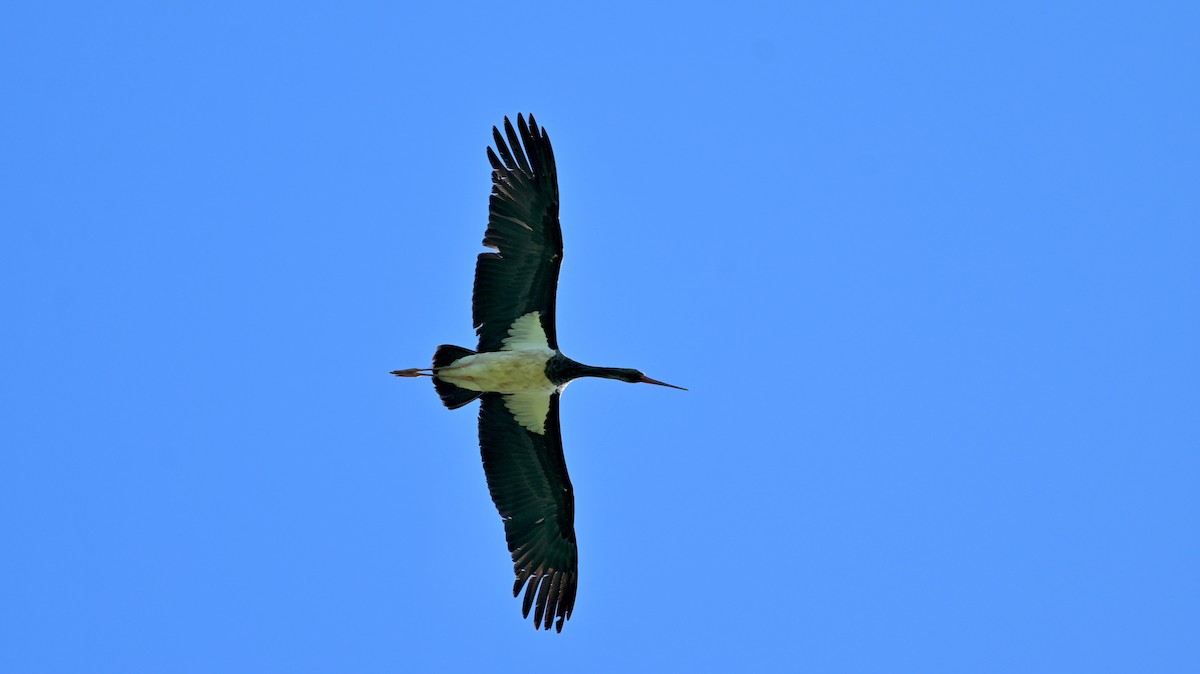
[502,311,550,351]
[434,311,555,432]
[435,350,554,394]
[502,391,552,435]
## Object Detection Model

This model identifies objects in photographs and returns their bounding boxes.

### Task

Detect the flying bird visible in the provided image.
[392,114,684,632]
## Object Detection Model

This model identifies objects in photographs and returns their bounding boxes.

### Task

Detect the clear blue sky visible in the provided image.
[2,2,1197,672]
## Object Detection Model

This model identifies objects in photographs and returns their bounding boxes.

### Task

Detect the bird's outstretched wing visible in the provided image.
[473,114,563,351]
[478,392,578,631]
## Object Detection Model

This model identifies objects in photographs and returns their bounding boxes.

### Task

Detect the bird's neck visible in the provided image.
[546,355,627,385]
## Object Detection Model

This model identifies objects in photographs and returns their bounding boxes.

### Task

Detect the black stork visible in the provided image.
[392,114,684,632]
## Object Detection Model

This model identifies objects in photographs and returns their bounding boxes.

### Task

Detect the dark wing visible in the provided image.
[478,392,578,632]
[473,114,563,351]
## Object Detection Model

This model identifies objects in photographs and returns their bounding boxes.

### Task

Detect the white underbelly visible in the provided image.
[436,349,556,394]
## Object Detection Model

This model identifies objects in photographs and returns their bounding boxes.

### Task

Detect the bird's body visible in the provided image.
[437,347,556,395]
[436,309,556,396]
[393,114,682,632]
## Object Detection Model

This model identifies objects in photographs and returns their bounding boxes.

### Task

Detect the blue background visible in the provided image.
[2,2,1197,672]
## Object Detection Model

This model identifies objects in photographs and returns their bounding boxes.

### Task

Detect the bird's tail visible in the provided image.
[432,344,482,410]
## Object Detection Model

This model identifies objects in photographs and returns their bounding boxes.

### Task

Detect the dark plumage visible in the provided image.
[473,115,562,352]
[392,114,682,632]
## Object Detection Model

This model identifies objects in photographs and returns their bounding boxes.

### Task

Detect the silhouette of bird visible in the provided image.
[392,114,684,632]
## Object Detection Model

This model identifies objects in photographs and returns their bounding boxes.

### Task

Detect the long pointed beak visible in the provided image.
[639,375,687,391]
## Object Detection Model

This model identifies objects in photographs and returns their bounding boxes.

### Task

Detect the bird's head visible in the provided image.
[609,368,687,390]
